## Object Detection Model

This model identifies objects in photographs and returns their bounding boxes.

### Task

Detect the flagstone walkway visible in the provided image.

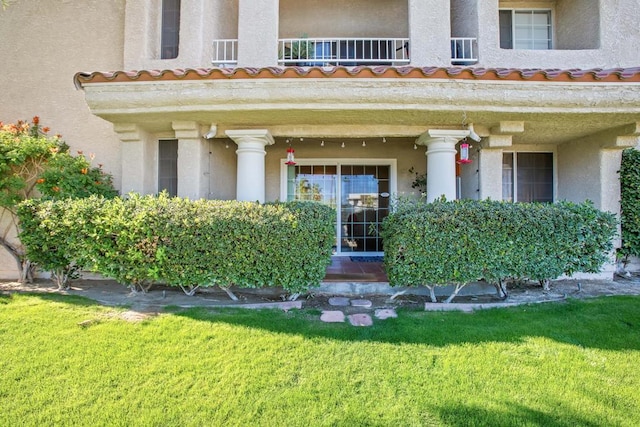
[319,296,398,327]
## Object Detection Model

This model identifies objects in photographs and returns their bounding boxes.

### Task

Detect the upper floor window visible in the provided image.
[499,9,552,50]
[161,0,181,59]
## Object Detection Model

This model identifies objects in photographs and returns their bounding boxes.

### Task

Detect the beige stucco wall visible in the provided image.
[476,0,640,68]
[0,1,124,187]
[451,0,478,39]
[555,0,600,49]
[279,0,408,38]
[0,0,125,278]
[0,209,19,279]
[209,139,238,200]
[557,134,625,216]
[124,0,239,69]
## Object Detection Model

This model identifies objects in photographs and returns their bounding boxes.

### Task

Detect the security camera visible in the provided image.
[203,124,217,140]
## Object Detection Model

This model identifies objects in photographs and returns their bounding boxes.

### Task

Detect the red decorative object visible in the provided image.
[457,142,472,164]
[285,146,296,165]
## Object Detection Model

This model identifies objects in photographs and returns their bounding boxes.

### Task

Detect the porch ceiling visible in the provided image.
[75,66,640,145]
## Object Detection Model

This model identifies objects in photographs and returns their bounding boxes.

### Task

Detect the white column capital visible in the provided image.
[225,129,275,147]
[416,129,471,147]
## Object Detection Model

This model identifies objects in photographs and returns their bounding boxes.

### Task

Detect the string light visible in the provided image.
[341,142,345,148]
[225,142,229,149]
[382,137,386,143]
[362,140,366,147]
[320,140,325,147]
[414,143,417,150]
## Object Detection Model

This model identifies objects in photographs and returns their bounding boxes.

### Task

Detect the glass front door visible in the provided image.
[285,161,393,255]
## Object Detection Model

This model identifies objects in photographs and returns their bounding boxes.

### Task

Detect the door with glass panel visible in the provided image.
[286,162,392,255]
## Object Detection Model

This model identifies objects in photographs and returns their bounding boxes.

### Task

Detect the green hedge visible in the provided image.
[620,148,640,259]
[18,195,335,294]
[381,199,616,295]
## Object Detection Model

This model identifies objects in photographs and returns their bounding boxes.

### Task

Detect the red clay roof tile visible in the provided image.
[74,66,640,88]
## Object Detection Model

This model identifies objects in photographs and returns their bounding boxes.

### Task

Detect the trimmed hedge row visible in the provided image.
[18,194,335,294]
[381,199,616,300]
[620,148,640,259]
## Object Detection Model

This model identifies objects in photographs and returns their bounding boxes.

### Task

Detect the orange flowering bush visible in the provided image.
[1,117,117,283]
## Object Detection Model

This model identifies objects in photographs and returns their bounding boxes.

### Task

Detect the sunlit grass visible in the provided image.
[1,293,639,426]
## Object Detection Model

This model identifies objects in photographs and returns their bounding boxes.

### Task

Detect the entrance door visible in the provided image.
[283,160,395,255]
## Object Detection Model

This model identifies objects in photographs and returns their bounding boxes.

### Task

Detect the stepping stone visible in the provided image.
[348,313,373,327]
[328,297,351,306]
[350,299,372,308]
[374,308,397,320]
[320,310,345,323]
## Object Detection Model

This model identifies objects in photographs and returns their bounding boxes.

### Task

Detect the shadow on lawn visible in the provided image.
[434,401,601,427]
[173,296,640,351]
[0,291,107,308]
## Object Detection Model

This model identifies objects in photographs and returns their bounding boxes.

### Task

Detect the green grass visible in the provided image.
[1,293,639,426]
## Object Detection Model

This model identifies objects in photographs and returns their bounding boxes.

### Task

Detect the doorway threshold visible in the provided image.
[324,256,388,283]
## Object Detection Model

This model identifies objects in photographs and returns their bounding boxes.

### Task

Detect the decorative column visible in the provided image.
[172,121,209,200]
[225,129,275,203]
[113,123,155,195]
[416,129,470,202]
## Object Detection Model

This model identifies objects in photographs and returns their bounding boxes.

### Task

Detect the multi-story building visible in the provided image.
[1,0,639,278]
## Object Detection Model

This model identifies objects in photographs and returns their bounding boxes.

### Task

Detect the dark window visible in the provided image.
[499,10,513,49]
[503,152,553,203]
[158,139,178,196]
[161,0,180,59]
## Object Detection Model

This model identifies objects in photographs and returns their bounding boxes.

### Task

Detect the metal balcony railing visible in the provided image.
[211,39,238,66]
[450,37,478,65]
[210,37,479,67]
[278,38,410,66]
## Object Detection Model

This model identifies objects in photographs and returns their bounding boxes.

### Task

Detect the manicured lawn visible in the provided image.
[1,293,639,426]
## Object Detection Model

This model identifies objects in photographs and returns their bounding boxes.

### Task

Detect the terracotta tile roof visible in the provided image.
[74,65,640,88]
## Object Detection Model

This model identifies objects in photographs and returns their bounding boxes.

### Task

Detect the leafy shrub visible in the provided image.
[620,148,640,260]
[381,199,617,302]
[1,117,116,283]
[18,195,335,295]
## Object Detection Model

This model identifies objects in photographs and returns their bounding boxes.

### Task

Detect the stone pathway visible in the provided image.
[321,298,397,327]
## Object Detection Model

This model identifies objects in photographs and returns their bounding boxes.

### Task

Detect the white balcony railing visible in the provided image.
[212,39,238,66]
[278,38,410,66]
[210,37,478,67]
[451,37,478,65]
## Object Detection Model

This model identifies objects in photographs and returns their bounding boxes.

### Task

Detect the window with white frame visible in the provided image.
[160,0,181,59]
[499,9,552,50]
[502,152,553,203]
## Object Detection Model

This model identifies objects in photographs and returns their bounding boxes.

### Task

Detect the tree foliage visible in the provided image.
[0,117,117,282]
[619,148,640,260]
